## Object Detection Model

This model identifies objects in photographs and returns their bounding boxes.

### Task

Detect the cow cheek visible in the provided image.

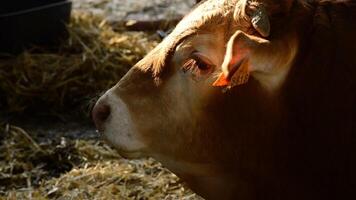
[139,74,220,162]
[113,68,220,163]
[130,75,195,156]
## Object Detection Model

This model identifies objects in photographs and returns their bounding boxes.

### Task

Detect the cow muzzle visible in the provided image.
[91,88,147,155]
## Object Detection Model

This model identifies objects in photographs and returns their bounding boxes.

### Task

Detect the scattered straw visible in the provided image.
[0,11,158,113]
[0,124,201,199]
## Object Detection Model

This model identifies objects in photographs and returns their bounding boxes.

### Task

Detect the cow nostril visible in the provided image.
[92,103,111,132]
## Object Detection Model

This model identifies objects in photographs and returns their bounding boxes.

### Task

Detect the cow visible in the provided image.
[92,0,356,199]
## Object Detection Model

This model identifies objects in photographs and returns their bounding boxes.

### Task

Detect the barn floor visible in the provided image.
[0,122,199,199]
[0,0,202,199]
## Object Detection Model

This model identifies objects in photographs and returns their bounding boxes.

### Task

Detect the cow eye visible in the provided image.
[182,52,214,75]
[194,57,210,70]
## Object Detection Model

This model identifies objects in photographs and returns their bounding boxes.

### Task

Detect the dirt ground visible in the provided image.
[0,0,203,199]
[72,0,195,21]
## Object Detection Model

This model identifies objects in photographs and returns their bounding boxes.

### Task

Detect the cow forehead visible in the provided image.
[134,0,267,78]
[178,0,243,31]
[175,32,226,67]
[133,1,238,76]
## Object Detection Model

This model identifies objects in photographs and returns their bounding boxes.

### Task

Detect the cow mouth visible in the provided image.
[116,150,143,159]
[100,133,145,159]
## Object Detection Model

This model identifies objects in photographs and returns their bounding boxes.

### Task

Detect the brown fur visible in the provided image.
[103,0,356,199]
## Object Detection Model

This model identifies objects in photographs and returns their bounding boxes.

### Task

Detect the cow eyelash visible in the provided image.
[182,53,214,74]
[182,59,196,73]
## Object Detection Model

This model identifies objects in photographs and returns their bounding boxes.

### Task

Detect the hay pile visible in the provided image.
[0,11,158,113]
[0,124,200,199]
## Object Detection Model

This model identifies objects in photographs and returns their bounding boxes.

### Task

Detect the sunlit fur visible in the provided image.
[98,0,356,199]
[135,0,242,80]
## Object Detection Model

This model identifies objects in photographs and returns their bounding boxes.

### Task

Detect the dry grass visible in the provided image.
[0,124,201,200]
[0,11,158,113]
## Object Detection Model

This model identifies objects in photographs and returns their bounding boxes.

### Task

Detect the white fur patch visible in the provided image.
[101,89,146,153]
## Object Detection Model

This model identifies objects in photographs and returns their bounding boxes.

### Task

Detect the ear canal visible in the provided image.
[251,6,270,37]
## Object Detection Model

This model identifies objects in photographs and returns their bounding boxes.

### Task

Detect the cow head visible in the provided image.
[93,0,302,198]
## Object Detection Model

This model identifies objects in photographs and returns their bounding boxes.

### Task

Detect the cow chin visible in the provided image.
[101,91,147,158]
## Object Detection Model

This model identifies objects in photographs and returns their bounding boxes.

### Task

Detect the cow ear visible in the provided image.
[213,30,270,88]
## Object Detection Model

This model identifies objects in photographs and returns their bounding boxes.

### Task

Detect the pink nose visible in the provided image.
[92,100,111,132]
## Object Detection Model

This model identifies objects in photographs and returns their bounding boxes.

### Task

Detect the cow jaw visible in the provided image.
[153,154,241,199]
